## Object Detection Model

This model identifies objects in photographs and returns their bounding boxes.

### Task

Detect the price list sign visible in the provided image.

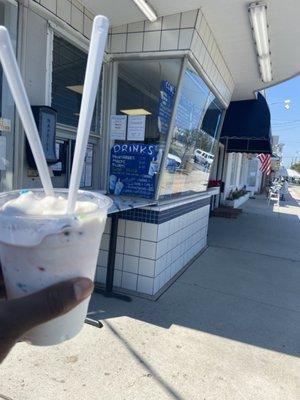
[109,143,159,199]
[158,80,176,135]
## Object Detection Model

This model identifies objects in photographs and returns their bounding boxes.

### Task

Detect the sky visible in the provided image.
[266,76,300,167]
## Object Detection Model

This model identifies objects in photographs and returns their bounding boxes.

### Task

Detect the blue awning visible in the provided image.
[220,93,272,154]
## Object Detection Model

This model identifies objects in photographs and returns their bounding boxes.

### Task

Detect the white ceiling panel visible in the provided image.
[82,0,300,100]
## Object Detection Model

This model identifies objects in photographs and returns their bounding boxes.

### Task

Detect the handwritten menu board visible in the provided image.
[110,143,159,199]
[158,80,176,135]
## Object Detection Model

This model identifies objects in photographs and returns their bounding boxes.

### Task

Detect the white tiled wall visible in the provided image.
[96,204,210,297]
[33,0,94,39]
[108,9,234,106]
[33,2,233,104]
[191,11,234,105]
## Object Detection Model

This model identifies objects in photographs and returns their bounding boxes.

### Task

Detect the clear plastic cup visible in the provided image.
[0,189,112,346]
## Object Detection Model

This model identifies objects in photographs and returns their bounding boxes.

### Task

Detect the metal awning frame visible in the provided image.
[220,136,272,154]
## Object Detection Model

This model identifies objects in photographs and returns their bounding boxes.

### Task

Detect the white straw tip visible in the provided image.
[0,26,9,38]
[93,15,109,32]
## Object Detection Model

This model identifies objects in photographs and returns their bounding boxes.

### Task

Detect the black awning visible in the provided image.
[220,93,272,154]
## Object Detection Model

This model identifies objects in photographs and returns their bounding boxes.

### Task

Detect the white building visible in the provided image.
[1,0,300,297]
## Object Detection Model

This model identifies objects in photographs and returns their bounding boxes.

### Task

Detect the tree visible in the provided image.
[291,162,300,173]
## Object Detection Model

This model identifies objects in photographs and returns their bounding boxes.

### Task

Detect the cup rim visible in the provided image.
[0,189,113,221]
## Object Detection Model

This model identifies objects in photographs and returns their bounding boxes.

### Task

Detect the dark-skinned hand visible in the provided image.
[0,265,93,363]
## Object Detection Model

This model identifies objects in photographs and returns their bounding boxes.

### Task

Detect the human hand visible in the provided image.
[0,266,93,363]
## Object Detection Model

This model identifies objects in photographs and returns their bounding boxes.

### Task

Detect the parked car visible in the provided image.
[166,153,182,173]
[193,149,214,169]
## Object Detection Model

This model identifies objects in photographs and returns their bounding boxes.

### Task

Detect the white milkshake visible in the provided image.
[0,189,111,346]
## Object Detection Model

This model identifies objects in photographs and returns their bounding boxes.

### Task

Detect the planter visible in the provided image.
[224,192,250,208]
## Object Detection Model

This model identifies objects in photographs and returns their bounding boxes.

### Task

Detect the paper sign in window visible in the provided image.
[127,115,146,141]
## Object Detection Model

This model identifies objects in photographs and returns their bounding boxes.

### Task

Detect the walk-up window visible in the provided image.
[108,57,224,201]
[109,59,182,199]
[50,34,102,189]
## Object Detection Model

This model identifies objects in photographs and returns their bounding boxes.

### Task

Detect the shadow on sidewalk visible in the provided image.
[104,321,184,400]
[89,194,300,359]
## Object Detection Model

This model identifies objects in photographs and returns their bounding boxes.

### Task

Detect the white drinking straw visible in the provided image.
[67,15,109,213]
[0,26,54,196]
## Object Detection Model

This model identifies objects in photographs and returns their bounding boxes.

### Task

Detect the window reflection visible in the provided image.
[159,64,223,199]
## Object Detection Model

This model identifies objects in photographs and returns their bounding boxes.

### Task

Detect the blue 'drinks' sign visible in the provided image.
[109,143,159,199]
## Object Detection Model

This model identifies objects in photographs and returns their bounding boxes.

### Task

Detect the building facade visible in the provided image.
[1,0,299,297]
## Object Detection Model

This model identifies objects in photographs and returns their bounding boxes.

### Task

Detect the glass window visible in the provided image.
[159,64,223,199]
[0,64,2,116]
[0,64,2,115]
[80,143,93,188]
[109,59,182,199]
[0,2,5,115]
[239,155,248,186]
[0,0,17,117]
[52,35,101,133]
[116,59,182,144]
[247,157,258,187]
[230,153,238,186]
[0,0,18,191]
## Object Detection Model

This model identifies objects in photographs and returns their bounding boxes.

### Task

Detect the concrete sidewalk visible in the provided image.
[1,189,300,400]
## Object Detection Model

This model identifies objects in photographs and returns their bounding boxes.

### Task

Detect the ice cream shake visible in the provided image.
[0,189,111,346]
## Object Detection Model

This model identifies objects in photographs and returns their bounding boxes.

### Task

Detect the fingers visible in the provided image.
[3,277,94,339]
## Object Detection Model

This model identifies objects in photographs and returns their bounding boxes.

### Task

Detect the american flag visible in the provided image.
[258,154,271,175]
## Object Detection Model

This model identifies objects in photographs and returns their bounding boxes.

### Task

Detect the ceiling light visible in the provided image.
[66,85,83,94]
[259,56,272,83]
[249,2,272,83]
[132,0,157,22]
[121,108,151,115]
[249,3,269,57]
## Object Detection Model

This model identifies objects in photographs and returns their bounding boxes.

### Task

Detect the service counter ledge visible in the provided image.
[95,188,219,299]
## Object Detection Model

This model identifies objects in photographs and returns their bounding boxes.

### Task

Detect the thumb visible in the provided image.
[4,277,94,340]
